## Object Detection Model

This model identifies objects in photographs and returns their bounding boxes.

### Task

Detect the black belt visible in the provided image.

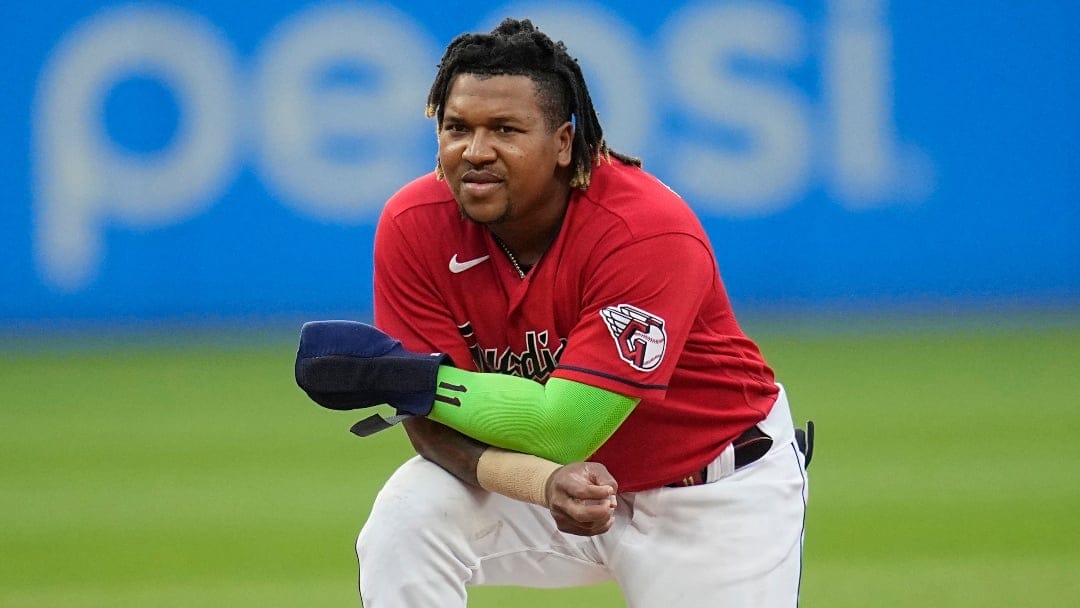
[666,425,774,488]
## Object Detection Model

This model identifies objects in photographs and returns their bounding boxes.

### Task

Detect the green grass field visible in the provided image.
[3,316,1079,607]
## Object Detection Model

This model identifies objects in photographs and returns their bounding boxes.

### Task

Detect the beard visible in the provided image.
[457,196,514,226]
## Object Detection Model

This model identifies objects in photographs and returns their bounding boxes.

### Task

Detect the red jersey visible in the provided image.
[373,159,778,492]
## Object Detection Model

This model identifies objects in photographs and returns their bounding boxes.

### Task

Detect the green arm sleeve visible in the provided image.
[426,367,638,464]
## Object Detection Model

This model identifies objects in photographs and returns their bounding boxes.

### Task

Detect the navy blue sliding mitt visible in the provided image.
[295,320,449,417]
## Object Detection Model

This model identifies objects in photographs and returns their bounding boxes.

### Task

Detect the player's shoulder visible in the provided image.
[381,172,457,221]
[579,159,702,236]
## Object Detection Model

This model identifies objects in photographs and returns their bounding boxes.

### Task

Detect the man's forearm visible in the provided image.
[403,417,564,508]
[429,371,637,464]
[403,415,617,536]
[402,416,487,486]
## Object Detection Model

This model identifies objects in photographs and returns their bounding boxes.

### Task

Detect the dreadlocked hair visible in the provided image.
[426,18,641,189]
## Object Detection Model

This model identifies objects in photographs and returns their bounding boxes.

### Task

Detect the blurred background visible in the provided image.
[2,1,1077,606]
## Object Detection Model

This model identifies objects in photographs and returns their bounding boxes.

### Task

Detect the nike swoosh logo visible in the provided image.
[449,254,491,273]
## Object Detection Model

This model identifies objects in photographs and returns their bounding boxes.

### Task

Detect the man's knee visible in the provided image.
[357,456,479,560]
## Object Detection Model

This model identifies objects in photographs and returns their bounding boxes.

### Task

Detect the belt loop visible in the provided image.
[707,442,736,483]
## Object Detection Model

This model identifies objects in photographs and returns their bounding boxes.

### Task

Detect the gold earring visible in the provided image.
[435,157,444,181]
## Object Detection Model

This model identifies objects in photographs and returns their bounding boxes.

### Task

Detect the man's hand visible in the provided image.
[545,462,619,536]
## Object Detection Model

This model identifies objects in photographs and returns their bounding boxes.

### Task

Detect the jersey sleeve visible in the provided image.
[552,231,717,401]
[372,209,476,370]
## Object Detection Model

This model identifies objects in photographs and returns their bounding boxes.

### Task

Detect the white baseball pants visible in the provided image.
[357,386,809,607]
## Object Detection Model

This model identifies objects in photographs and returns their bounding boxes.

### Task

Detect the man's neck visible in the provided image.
[489,188,571,266]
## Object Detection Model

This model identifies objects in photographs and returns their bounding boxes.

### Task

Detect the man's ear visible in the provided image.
[556,121,574,168]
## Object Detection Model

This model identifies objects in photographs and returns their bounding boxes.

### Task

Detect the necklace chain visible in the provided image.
[491,234,526,279]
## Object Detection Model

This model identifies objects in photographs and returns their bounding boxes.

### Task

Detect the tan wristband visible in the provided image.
[476,447,563,506]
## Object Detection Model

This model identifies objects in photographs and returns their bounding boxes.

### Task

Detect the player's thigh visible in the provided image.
[358,455,611,588]
[612,443,808,608]
[358,455,502,558]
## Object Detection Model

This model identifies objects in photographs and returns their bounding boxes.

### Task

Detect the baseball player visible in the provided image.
[295,18,811,607]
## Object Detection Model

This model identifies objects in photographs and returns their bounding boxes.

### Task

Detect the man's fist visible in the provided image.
[545,462,619,536]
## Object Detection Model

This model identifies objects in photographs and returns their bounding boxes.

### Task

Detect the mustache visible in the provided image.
[461,168,504,183]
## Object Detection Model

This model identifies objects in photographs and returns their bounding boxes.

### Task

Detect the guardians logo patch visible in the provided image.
[600,304,667,371]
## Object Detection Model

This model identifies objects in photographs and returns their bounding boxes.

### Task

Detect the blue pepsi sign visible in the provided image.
[2,1,1077,325]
